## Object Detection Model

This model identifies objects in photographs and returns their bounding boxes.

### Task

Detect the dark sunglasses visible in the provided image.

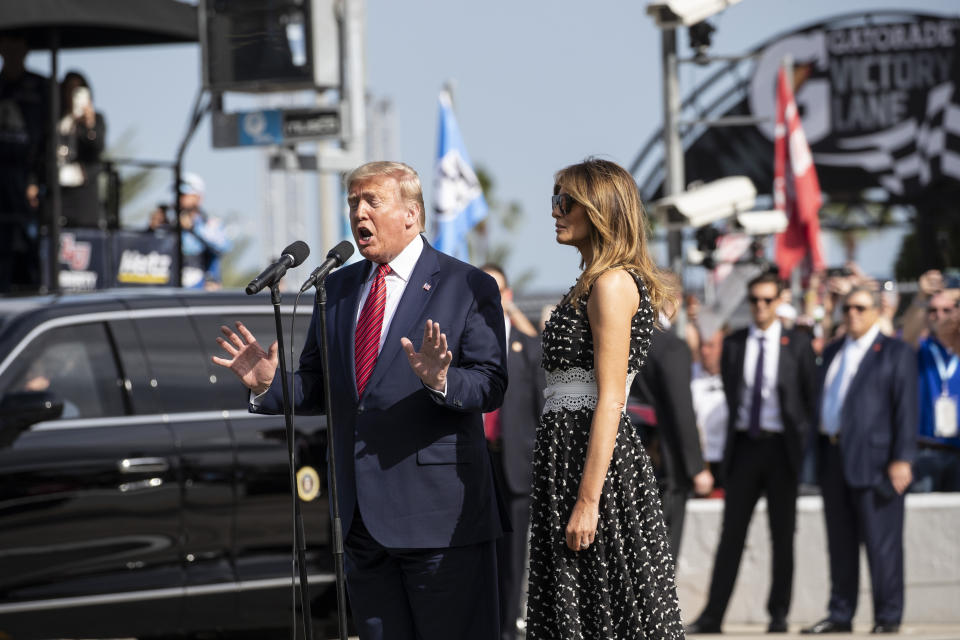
[842,303,873,314]
[551,193,575,216]
[748,295,777,306]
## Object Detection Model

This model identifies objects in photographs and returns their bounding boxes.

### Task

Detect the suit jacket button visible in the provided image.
[357,405,364,414]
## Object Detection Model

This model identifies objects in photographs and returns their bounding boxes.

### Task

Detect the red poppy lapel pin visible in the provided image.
[781,336,790,346]
[872,342,882,352]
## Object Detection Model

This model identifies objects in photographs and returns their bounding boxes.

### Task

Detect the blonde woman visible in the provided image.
[526,158,685,639]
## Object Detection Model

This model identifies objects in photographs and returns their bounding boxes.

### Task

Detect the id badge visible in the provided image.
[934,395,958,438]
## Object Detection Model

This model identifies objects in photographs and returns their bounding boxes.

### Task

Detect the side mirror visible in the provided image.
[0,391,64,447]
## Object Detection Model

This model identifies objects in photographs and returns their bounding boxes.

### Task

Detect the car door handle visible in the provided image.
[118,457,170,474]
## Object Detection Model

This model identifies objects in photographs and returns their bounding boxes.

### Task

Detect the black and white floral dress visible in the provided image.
[525,271,686,639]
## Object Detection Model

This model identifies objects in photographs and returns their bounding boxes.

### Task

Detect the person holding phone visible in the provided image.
[803,287,917,635]
[903,269,950,347]
[58,70,106,228]
[912,287,960,492]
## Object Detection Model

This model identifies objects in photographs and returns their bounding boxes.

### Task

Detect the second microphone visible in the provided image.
[299,240,355,293]
[245,240,311,295]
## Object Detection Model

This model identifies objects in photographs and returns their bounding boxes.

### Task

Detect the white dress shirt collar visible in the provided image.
[365,233,423,284]
[845,321,881,353]
[749,319,782,342]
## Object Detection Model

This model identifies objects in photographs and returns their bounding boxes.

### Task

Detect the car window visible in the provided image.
[189,311,311,410]
[3,323,125,419]
[133,316,217,413]
[108,319,162,415]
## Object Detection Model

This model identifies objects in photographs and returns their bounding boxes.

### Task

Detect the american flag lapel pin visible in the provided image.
[422,282,431,291]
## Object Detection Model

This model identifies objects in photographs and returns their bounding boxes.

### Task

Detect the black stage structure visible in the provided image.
[632,11,960,275]
[0,0,199,292]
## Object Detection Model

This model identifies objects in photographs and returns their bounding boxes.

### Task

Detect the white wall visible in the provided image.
[675,494,960,625]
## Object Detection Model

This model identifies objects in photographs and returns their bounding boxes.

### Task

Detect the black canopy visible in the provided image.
[0,0,197,49]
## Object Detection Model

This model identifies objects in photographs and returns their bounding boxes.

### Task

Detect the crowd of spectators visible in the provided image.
[678,265,960,497]
[635,264,960,635]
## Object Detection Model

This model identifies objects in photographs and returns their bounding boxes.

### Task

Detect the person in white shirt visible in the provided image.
[691,326,728,487]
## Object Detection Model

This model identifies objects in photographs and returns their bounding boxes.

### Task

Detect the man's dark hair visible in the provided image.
[844,286,881,309]
[747,271,784,295]
[480,263,508,289]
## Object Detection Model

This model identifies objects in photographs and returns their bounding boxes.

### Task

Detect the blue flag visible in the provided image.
[432,90,488,261]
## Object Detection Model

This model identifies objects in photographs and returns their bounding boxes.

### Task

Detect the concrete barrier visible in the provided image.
[675,493,960,625]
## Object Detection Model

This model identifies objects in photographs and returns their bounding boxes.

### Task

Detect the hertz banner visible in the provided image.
[114,231,177,286]
[49,230,178,292]
[640,12,960,204]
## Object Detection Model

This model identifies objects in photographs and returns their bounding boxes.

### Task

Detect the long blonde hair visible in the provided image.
[555,158,677,318]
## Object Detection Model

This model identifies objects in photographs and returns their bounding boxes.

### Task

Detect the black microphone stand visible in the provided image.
[314,278,349,640]
[270,283,314,640]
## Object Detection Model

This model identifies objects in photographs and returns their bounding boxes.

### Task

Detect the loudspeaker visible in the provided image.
[200,0,339,93]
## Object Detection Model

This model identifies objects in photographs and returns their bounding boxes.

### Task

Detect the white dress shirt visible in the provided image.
[820,321,881,433]
[735,320,785,433]
[691,371,727,463]
[252,234,425,404]
[355,233,424,354]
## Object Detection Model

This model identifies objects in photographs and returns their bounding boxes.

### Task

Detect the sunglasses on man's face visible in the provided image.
[842,303,873,314]
[748,295,777,306]
[551,193,574,216]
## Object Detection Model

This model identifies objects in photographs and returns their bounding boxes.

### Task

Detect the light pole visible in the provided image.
[646,0,745,329]
[659,26,685,278]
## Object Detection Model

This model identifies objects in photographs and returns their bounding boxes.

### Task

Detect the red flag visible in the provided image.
[773,66,824,279]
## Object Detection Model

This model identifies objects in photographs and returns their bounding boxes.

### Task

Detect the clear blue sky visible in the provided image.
[25,0,959,293]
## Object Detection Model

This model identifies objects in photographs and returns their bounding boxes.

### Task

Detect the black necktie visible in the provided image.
[748,335,765,437]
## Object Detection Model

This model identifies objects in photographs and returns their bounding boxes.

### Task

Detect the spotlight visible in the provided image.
[688,21,715,62]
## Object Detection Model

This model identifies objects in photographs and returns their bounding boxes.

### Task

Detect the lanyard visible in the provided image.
[930,343,959,395]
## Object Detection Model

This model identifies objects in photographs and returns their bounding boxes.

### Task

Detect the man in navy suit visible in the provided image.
[480,263,545,640]
[631,320,713,563]
[802,287,916,635]
[214,161,508,640]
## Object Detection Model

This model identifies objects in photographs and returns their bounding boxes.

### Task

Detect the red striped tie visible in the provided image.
[355,263,391,396]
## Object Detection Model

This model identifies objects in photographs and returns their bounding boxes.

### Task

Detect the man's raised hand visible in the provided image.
[401,319,452,392]
[212,321,279,395]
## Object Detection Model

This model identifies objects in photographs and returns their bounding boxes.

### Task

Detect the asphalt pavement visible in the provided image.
[325,623,960,640]
[687,623,960,639]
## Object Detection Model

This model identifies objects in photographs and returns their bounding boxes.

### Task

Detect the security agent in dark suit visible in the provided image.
[632,319,713,562]
[688,272,817,635]
[214,162,508,640]
[802,288,917,635]
[480,264,545,640]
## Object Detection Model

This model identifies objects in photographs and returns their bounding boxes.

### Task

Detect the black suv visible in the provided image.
[0,289,338,639]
